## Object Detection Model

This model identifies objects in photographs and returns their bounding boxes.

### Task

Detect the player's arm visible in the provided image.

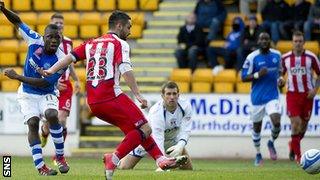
[167,103,192,157]
[307,56,320,98]
[69,64,81,94]
[0,1,22,28]
[4,68,49,88]
[40,54,74,76]
[241,57,268,82]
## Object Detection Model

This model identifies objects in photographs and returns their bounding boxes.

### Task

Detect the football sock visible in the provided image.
[62,127,67,141]
[252,131,261,153]
[30,141,45,169]
[49,123,64,157]
[271,126,281,142]
[114,129,144,159]
[291,134,301,157]
[141,136,163,160]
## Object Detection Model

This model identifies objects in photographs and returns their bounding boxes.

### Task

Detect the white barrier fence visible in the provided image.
[139,94,320,137]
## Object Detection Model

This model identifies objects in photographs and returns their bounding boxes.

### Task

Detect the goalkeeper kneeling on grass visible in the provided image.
[118,81,193,170]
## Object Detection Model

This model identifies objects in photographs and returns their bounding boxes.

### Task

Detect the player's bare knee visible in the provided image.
[45,109,59,122]
[27,117,39,132]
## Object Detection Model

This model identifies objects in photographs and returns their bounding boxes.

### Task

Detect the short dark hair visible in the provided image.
[108,10,131,29]
[51,13,64,20]
[161,81,179,94]
[292,30,304,38]
[45,24,59,33]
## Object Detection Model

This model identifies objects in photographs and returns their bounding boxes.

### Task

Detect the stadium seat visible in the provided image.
[3,0,11,9]
[0,53,17,66]
[236,82,251,93]
[1,80,20,92]
[213,69,237,83]
[139,0,159,10]
[128,25,142,39]
[96,0,116,11]
[19,12,38,25]
[100,25,109,34]
[36,25,46,35]
[223,25,232,39]
[33,0,52,11]
[169,68,192,82]
[192,68,213,83]
[118,0,138,11]
[0,25,14,38]
[63,25,78,39]
[192,82,211,93]
[80,25,99,39]
[128,12,145,28]
[75,0,94,11]
[19,52,27,66]
[213,82,234,93]
[276,41,319,55]
[12,0,31,11]
[175,81,190,93]
[101,12,112,23]
[37,12,54,25]
[80,13,102,25]
[224,13,246,26]
[0,14,11,25]
[0,40,19,52]
[19,41,28,52]
[62,13,80,25]
[54,0,73,11]
[75,68,86,81]
[209,40,224,48]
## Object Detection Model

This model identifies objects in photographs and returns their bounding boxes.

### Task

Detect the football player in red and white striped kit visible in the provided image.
[40,11,187,179]
[40,13,80,152]
[279,31,320,164]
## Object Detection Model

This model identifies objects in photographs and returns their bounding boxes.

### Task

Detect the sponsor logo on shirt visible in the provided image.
[290,67,306,75]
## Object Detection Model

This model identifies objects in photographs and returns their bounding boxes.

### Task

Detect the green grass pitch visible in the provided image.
[3,156,320,179]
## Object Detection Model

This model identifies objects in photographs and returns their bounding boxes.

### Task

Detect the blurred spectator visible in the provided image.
[279,0,311,40]
[236,15,262,71]
[174,13,205,72]
[207,17,245,74]
[239,0,267,16]
[261,0,290,43]
[194,0,227,41]
[303,0,320,40]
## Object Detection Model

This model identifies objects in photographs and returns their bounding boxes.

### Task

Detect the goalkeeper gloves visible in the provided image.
[166,141,185,157]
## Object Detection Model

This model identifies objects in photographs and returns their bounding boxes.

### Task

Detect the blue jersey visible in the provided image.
[19,23,66,95]
[241,49,281,105]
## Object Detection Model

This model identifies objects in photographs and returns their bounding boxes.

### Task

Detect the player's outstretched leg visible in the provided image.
[40,123,49,148]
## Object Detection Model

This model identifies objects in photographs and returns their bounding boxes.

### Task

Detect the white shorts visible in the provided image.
[129,139,177,158]
[17,87,59,124]
[250,99,281,123]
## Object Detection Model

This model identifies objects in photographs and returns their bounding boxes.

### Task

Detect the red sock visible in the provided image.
[62,128,67,142]
[141,136,163,160]
[291,135,301,158]
[114,129,143,159]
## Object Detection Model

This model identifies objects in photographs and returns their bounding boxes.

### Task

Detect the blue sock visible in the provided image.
[252,131,261,154]
[49,123,64,157]
[30,141,44,169]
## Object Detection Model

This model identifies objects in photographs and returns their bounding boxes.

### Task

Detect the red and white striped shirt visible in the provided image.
[59,36,73,81]
[281,50,320,93]
[70,33,132,104]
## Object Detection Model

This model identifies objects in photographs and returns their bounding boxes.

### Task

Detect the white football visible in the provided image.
[300,149,320,174]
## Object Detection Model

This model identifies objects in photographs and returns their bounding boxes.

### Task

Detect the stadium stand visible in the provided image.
[33,0,52,11]
[12,0,31,11]
[53,0,73,11]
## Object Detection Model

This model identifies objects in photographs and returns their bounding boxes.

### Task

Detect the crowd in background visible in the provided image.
[175,0,320,74]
